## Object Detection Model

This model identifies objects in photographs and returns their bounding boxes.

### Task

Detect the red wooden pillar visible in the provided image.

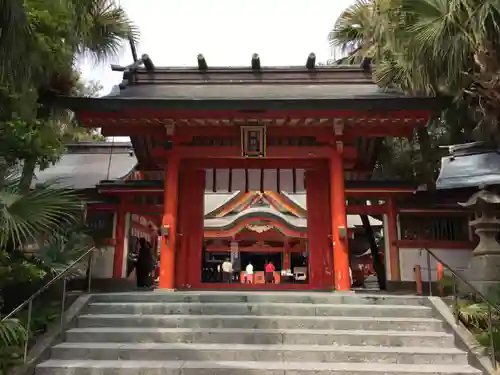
[283,240,291,270]
[330,151,350,291]
[112,199,126,278]
[306,165,332,289]
[386,197,401,281]
[187,170,206,288]
[159,155,180,289]
[176,166,202,288]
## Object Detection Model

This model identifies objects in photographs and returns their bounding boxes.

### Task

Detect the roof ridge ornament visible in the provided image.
[306,53,316,70]
[251,53,261,70]
[113,53,155,89]
[198,54,208,70]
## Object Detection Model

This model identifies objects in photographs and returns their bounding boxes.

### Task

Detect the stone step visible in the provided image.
[90,291,428,306]
[77,314,445,331]
[86,302,434,318]
[50,342,468,365]
[35,360,481,375]
[65,327,455,347]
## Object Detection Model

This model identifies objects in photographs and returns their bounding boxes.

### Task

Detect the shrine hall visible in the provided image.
[46,54,477,291]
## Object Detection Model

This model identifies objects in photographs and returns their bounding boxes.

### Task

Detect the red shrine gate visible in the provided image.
[61,55,439,291]
[168,157,342,290]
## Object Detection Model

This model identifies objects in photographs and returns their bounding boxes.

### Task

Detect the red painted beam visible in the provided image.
[98,188,163,194]
[205,246,305,253]
[122,204,163,213]
[183,158,326,169]
[345,188,416,197]
[344,124,417,139]
[80,109,432,120]
[101,125,167,137]
[99,122,420,139]
[174,126,334,141]
[395,240,473,250]
[87,204,117,211]
[151,146,357,160]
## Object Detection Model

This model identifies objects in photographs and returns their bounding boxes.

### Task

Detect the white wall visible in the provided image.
[86,212,117,279]
[121,213,131,278]
[399,248,472,281]
[382,214,392,281]
[90,246,115,278]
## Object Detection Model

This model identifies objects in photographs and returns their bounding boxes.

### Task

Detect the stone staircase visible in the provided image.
[36,291,482,375]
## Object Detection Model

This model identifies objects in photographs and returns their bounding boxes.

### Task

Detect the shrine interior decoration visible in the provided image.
[246,223,274,233]
[241,125,266,158]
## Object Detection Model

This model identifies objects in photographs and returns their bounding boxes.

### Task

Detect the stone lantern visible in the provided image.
[459,189,500,296]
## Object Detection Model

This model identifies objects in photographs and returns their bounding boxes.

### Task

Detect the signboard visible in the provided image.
[241,125,266,157]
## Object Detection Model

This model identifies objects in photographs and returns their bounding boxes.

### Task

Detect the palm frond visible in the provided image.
[328,0,376,56]
[0,174,84,249]
[36,230,94,277]
[0,319,25,347]
[73,0,139,63]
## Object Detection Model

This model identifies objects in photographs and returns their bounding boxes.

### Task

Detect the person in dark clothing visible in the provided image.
[136,237,154,288]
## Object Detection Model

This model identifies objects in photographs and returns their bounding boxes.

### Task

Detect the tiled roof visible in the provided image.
[113,83,403,101]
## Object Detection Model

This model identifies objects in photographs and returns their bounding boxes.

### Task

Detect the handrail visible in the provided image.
[421,247,498,368]
[1,246,95,363]
[2,247,96,321]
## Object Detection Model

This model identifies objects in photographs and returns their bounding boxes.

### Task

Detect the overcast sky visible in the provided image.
[79,0,355,94]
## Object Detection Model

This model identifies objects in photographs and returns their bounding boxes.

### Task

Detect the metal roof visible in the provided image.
[33,144,136,189]
[436,143,500,190]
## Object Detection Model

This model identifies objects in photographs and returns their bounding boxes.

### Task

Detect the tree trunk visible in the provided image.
[19,158,36,192]
[360,214,387,290]
[416,126,436,190]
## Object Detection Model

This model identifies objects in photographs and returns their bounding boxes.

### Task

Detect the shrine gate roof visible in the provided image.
[59,64,442,113]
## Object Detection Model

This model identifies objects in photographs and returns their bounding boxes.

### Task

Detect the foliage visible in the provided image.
[0,0,137,188]
[329,0,500,185]
[438,274,455,296]
[0,180,93,373]
[0,302,61,375]
[0,319,26,375]
[0,173,84,250]
[0,251,46,289]
[0,320,26,348]
[0,119,64,170]
[35,230,94,277]
[440,284,500,359]
[0,3,127,372]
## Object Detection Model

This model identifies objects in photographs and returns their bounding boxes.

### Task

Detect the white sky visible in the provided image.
[79,0,355,94]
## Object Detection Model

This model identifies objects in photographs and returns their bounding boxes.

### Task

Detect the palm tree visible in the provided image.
[0,0,139,190]
[328,0,378,63]
[329,0,499,188]
[0,0,137,188]
[0,172,87,373]
[0,0,32,90]
[0,0,138,94]
[0,172,84,250]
